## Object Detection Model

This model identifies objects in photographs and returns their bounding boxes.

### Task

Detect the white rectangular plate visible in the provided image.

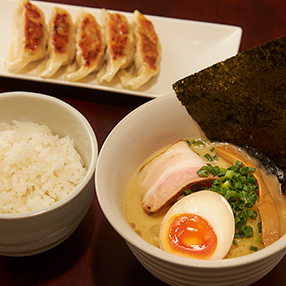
[0,0,242,98]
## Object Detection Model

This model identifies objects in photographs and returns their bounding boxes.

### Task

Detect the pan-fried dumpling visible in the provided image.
[39,7,75,78]
[97,9,134,83]
[118,10,161,90]
[6,0,47,73]
[66,9,105,82]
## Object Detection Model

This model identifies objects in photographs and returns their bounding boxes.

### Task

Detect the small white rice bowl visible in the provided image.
[0,91,97,256]
[0,120,87,214]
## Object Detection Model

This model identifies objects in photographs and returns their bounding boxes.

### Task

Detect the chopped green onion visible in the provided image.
[204,153,213,162]
[213,179,221,187]
[255,236,262,244]
[242,225,253,238]
[249,167,256,172]
[245,209,257,219]
[228,165,238,172]
[222,180,232,189]
[250,246,258,252]
[187,138,206,148]
[240,166,250,175]
[234,160,243,168]
[196,159,260,240]
[234,181,243,190]
[258,221,262,233]
[234,231,245,239]
[183,188,192,196]
[210,166,220,176]
[225,170,234,180]
[197,169,209,177]
[247,173,257,184]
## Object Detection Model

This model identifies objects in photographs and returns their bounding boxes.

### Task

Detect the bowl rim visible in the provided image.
[0,91,98,219]
[96,93,286,269]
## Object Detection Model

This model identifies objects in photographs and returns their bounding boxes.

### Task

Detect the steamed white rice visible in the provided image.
[0,121,87,214]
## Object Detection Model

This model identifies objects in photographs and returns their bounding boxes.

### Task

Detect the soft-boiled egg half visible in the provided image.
[159,190,235,260]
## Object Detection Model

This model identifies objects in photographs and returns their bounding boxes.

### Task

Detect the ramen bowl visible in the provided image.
[0,91,97,256]
[95,93,286,286]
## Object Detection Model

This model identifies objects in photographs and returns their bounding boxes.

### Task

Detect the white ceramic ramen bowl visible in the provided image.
[95,93,286,286]
[0,91,97,256]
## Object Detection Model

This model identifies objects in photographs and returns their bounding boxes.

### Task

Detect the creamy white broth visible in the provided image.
[124,140,286,258]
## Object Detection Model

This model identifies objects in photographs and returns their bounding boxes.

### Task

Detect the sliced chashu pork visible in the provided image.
[138,140,214,214]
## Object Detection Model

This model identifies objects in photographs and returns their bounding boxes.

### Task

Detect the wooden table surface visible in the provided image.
[0,0,285,285]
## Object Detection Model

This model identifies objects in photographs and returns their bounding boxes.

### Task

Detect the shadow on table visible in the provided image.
[91,215,168,286]
[0,196,97,286]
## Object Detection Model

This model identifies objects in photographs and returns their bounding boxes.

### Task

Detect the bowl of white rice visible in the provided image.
[0,91,98,256]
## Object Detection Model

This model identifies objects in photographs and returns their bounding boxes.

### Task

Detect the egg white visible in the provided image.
[159,190,235,260]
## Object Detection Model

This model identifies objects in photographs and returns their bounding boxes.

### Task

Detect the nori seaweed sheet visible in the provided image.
[173,36,286,192]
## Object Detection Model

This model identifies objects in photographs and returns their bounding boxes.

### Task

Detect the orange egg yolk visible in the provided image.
[167,213,217,259]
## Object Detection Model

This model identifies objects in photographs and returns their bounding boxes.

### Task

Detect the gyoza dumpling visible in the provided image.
[118,10,161,90]
[97,9,134,83]
[39,7,75,78]
[6,0,47,73]
[66,9,105,82]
